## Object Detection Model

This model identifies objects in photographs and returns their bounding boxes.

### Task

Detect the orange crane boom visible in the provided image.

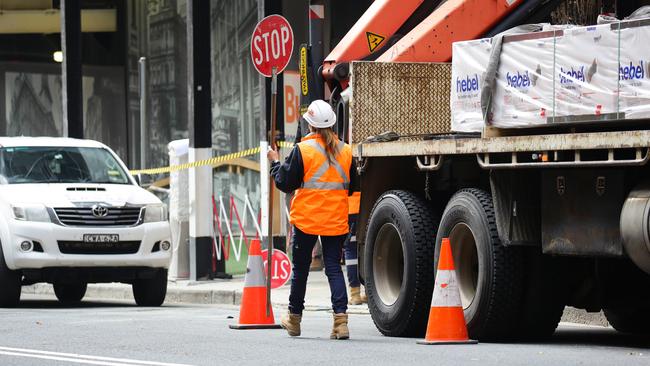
[377,0,525,62]
[317,0,525,141]
[322,0,426,88]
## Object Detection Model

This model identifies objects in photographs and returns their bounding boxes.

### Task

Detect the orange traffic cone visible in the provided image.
[417,238,477,345]
[229,239,282,329]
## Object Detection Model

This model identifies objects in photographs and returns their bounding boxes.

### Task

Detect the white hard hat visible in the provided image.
[303,100,336,128]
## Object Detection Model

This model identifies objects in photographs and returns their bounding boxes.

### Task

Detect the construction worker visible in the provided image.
[345,191,367,305]
[267,99,355,340]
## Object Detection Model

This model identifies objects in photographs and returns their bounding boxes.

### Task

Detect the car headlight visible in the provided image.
[12,204,51,223]
[143,204,167,223]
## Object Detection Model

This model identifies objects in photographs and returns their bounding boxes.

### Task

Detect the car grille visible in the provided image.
[58,241,141,255]
[53,207,142,227]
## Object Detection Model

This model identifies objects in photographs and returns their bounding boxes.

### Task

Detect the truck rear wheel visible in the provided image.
[53,283,87,305]
[435,188,523,341]
[604,306,650,335]
[132,269,168,307]
[364,190,439,337]
[0,245,21,307]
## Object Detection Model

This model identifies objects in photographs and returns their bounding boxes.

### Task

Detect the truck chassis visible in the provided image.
[356,129,650,340]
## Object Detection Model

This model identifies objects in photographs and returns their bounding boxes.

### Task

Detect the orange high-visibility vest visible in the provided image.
[348,192,361,215]
[290,134,352,236]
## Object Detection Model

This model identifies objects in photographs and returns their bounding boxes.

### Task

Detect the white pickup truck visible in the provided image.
[0,137,172,307]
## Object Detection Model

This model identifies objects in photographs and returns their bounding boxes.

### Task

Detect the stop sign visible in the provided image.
[261,249,292,289]
[250,14,294,77]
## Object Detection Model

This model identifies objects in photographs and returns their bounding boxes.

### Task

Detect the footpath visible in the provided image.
[22,270,608,326]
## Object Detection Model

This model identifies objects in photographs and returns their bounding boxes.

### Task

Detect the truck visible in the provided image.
[300,0,650,341]
[0,137,172,307]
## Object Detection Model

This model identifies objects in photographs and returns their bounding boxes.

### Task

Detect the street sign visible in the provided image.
[250,14,294,77]
[251,13,294,316]
[261,249,292,289]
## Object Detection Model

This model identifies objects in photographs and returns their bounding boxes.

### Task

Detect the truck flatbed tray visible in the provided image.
[355,130,650,158]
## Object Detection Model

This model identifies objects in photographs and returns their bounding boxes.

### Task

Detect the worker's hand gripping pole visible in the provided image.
[266,67,278,317]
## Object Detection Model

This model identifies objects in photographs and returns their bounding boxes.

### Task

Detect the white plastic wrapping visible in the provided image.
[491,33,555,128]
[618,23,650,119]
[451,20,650,130]
[450,38,491,133]
[553,25,619,120]
[168,139,190,222]
[168,139,190,280]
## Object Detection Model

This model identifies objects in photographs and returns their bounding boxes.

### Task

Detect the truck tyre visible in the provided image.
[0,244,21,307]
[517,248,566,339]
[132,269,168,307]
[364,190,439,337]
[53,283,87,305]
[604,307,650,335]
[435,188,523,341]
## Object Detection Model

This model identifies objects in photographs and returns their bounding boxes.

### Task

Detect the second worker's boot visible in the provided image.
[330,313,349,340]
[360,286,368,304]
[349,287,363,305]
[280,312,302,337]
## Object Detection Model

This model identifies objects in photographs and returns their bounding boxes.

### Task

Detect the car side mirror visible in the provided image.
[132,174,141,186]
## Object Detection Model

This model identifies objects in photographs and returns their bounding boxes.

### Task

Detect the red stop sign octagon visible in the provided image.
[250,14,294,77]
[262,249,292,289]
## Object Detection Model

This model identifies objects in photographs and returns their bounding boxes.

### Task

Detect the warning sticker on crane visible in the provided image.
[366,32,385,53]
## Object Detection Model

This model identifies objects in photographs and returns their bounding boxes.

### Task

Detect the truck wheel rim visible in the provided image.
[449,223,479,310]
[373,223,404,306]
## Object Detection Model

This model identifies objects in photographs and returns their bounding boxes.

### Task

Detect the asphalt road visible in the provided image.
[0,295,648,366]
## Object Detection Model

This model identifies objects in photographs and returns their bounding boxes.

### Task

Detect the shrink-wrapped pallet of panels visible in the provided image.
[618,20,650,119]
[491,31,556,127]
[552,25,620,121]
[450,38,492,133]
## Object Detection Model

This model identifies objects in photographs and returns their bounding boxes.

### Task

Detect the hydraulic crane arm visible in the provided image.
[322,0,438,89]
[377,0,525,62]
[323,0,525,90]
[320,0,525,143]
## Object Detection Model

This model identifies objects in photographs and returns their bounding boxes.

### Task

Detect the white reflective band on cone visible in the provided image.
[345,259,358,266]
[244,256,267,287]
[430,269,462,308]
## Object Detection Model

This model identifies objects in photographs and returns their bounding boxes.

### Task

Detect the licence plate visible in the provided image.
[83,234,119,243]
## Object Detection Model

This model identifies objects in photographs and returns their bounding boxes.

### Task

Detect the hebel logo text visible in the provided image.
[620,61,645,81]
[506,71,531,89]
[559,66,585,85]
[456,74,480,93]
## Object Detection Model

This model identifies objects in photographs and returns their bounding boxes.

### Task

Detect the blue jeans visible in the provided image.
[289,226,348,315]
[344,214,360,288]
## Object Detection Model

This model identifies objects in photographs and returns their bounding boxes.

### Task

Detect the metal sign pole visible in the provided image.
[138,57,148,170]
[267,66,278,317]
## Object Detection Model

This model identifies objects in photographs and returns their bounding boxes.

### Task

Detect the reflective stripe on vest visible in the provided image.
[301,139,349,190]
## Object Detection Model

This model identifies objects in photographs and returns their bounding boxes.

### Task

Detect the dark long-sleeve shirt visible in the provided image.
[270,145,359,195]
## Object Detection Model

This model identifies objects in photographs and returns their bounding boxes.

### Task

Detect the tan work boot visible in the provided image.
[330,313,349,340]
[360,288,368,304]
[349,287,363,305]
[280,312,302,337]
[349,287,368,305]
[309,256,323,271]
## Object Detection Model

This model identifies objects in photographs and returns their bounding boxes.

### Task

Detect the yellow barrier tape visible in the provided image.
[130,141,295,175]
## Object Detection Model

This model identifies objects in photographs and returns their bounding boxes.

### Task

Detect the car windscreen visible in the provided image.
[0,146,131,185]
